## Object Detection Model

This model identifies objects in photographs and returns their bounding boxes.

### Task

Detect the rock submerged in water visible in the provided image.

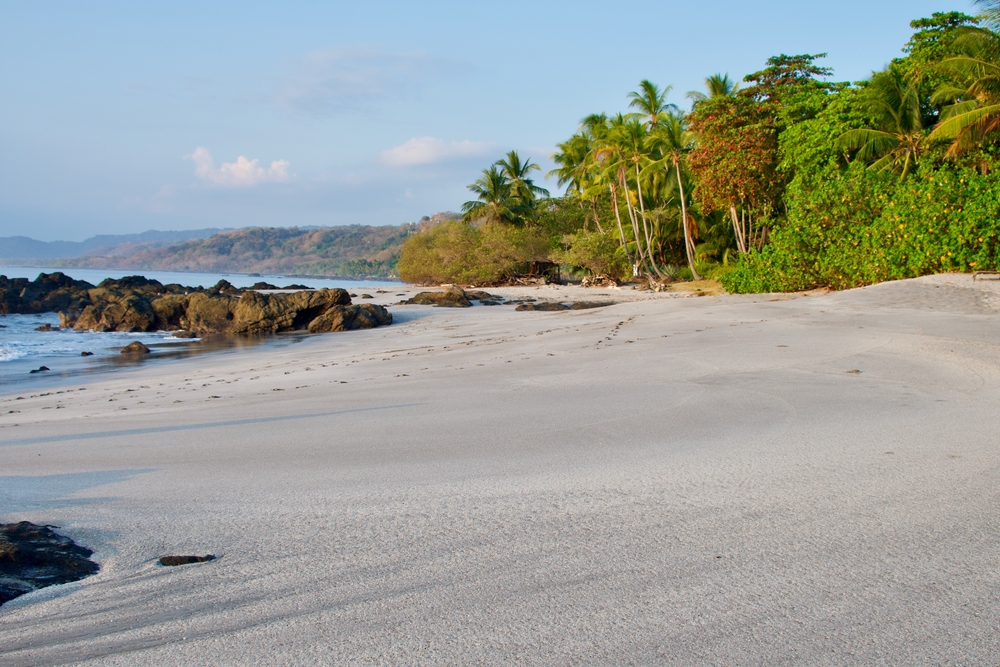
[0,272,392,336]
[121,341,151,355]
[0,522,100,606]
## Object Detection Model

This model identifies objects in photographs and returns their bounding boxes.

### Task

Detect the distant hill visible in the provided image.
[2,215,460,280]
[0,228,226,259]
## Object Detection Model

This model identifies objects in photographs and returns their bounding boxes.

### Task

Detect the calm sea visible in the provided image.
[0,266,402,390]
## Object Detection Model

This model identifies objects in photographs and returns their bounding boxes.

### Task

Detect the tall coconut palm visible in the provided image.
[461,166,520,225]
[605,114,663,278]
[837,67,926,178]
[930,27,1000,156]
[628,80,676,129]
[591,116,639,273]
[646,112,702,279]
[686,73,739,107]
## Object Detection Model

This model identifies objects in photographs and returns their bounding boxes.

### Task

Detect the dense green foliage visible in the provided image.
[398,220,550,285]
[401,8,1000,291]
[722,159,1000,291]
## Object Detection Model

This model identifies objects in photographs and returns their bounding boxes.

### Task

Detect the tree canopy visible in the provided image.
[402,10,1000,290]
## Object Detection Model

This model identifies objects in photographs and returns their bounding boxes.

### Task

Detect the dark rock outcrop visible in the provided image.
[0,522,100,606]
[121,341,151,354]
[3,272,392,336]
[1,272,95,315]
[404,286,503,308]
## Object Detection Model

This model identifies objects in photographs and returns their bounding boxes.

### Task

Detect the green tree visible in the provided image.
[930,27,1000,157]
[627,79,676,128]
[837,67,927,178]
[686,73,739,107]
[646,112,701,278]
[461,166,521,225]
[549,132,605,232]
[496,150,549,210]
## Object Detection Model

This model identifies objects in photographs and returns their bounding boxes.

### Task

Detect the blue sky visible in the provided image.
[0,0,976,241]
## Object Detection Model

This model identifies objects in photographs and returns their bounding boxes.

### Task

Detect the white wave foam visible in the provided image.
[0,344,26,362]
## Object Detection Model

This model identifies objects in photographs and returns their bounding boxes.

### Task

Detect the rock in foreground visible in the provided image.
[0,522,100,606]
[159,554,216,566]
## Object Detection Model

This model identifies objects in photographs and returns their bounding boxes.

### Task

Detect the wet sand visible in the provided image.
[1,274,999,665]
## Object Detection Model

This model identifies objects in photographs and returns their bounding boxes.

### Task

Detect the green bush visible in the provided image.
[721,161,1000,293]
[397,220,549,285]
[552,230,630,280]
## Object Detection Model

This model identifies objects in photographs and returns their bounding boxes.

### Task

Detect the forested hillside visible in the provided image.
[50,223,430,279]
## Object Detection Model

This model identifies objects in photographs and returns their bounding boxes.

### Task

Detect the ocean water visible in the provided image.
[0,266,403,389]
[0,265,402,291]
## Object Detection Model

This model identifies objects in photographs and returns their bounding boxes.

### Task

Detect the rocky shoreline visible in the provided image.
[0,273,392,335]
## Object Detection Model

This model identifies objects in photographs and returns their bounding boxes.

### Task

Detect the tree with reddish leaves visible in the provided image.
[687,95,783,253]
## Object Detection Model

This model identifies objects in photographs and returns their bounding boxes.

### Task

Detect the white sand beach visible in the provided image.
[2,273,999,665]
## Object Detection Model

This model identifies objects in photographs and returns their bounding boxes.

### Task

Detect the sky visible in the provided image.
[0,0,979,241]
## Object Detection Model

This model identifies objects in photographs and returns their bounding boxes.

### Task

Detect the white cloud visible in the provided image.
[187,147,291,187]
[379,137,495,167]
[274,49,438,116]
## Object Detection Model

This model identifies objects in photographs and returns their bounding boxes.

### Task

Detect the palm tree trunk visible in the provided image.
[591,199,604,235]
[674,157,701,280]
[730,205,747,254]
[619,173,645,277]
[609,184,634,270]
[635,163,667,280]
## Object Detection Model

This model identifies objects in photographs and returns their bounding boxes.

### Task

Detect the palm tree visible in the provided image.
[461,166,520,225]
[549,133,604,233]
[602,114,662,278]
[975,0,1000,30]
[589,115,637,273]
[496,150,550,205]
[837,68,926,178]
[930,27,1000,156]
[628,80,676,128]
[686,74,739,107]
[646,112,702,279]
[549,134,589,196]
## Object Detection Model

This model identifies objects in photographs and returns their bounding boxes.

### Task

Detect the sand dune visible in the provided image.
[2,274,999,665]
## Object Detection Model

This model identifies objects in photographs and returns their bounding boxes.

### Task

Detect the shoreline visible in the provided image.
[2,273,999,664]
[0,280,721,393]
